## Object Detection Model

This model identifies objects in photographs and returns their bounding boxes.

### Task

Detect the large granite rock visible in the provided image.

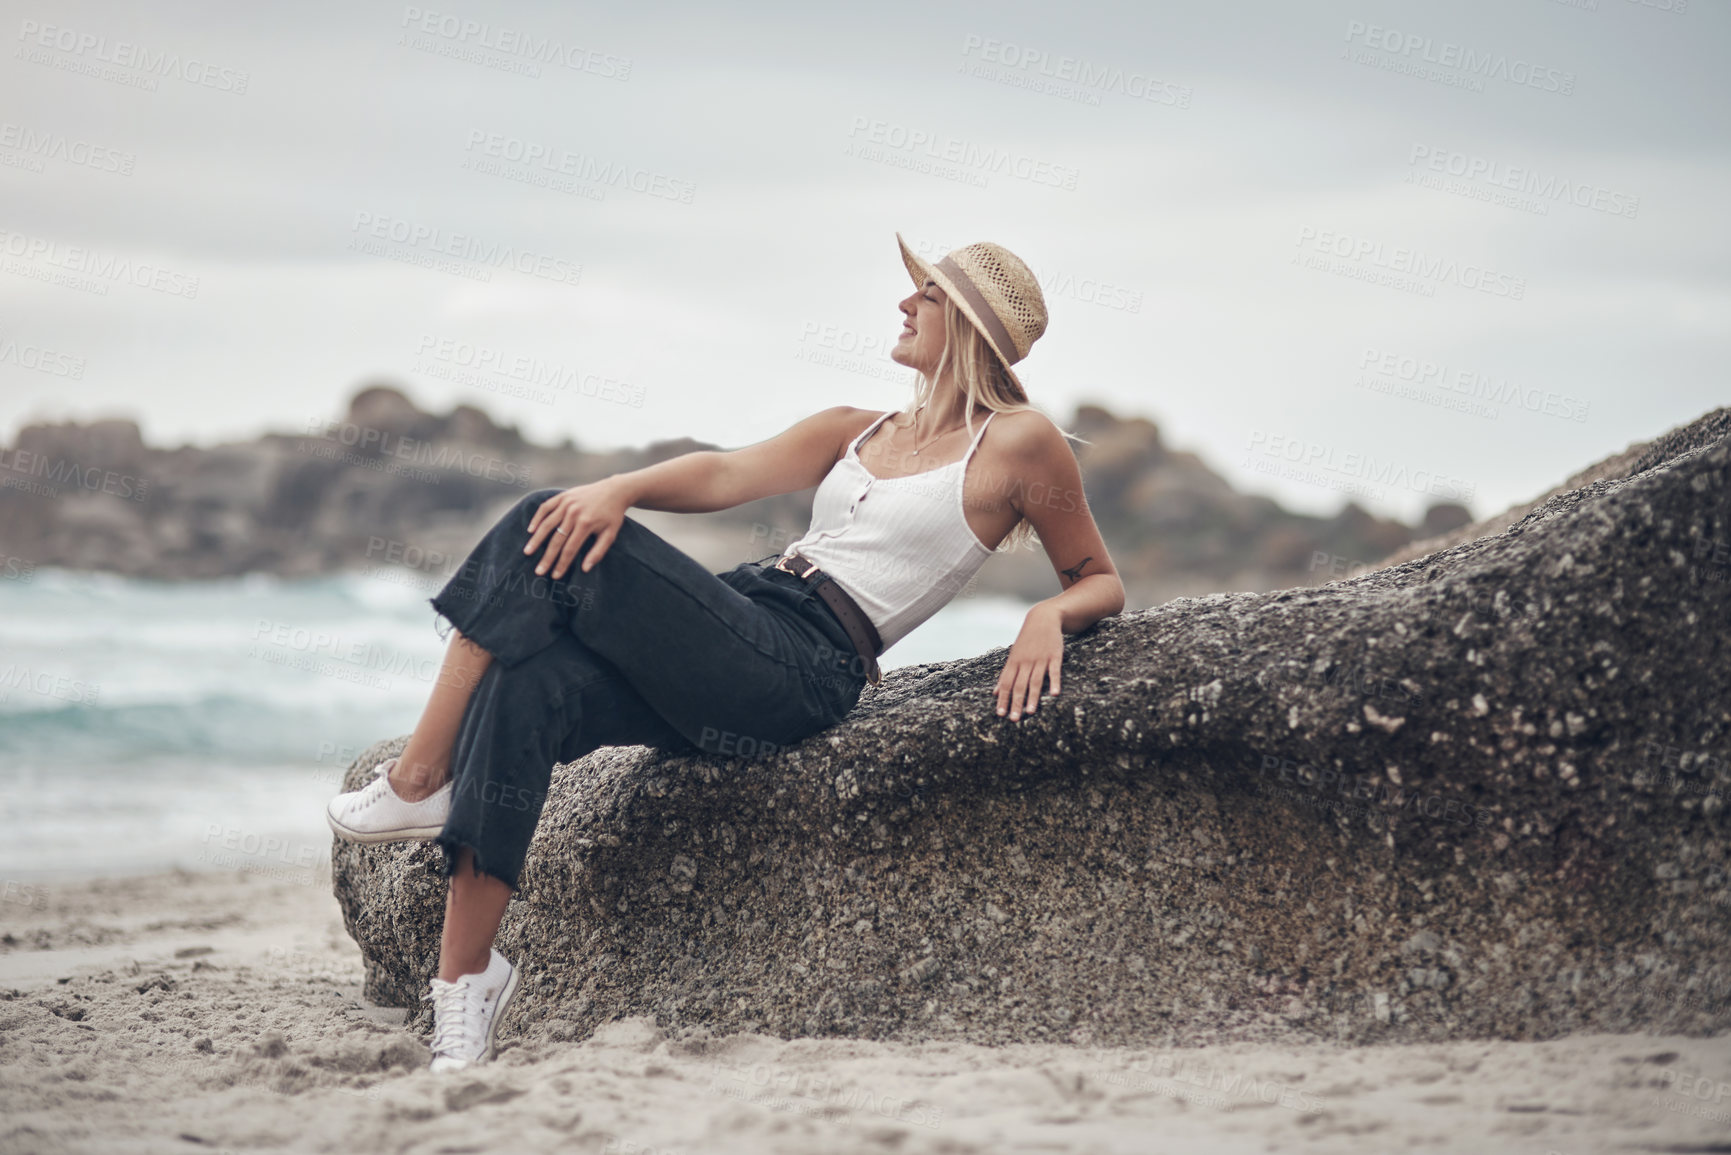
[332,409,1729,1048]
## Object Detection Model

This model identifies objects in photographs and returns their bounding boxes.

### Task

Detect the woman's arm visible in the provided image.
[611,406,867,513]
[991,412,1126,720]
[522,406,870,578]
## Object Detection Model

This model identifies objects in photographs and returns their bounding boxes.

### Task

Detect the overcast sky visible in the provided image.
[2,0,1725,524]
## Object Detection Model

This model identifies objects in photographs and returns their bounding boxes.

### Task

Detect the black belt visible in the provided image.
[768,551,883,685]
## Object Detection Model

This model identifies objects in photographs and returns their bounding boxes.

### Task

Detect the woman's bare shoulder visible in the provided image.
[795,406,894,466]
[794,405,889,436]
[986,407,1070,460]
[842,404,894,426]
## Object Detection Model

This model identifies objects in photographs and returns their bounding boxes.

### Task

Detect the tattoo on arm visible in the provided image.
[1060,555,1093,585]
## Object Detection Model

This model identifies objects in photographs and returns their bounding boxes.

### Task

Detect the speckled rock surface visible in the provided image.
[333,410,1730,1048]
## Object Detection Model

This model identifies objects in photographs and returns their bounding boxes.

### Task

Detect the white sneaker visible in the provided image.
[325,757,452,844]
[425,948,521,1072]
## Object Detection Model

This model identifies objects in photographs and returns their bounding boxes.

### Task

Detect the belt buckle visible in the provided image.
[775,554,819,580]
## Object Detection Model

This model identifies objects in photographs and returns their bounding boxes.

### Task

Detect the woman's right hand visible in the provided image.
[522,478,635,579]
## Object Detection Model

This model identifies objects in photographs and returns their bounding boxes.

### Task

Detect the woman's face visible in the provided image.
[891,279,948,374]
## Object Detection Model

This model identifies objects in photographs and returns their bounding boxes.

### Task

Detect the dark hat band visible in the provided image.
[936,254,1022,367]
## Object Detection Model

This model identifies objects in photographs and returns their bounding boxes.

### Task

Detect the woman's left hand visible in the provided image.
[995,604,1064,720]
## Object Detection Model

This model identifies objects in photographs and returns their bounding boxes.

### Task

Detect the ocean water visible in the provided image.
[0,567,1031,883]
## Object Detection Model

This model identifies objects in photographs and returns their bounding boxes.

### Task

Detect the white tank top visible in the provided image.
[779,409,998,653]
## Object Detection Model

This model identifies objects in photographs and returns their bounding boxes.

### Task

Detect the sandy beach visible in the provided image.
[1,868,1726,1155]
[4,0,1727,1149]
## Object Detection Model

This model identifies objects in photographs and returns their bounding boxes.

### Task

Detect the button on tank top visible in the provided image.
[780,409,998,653]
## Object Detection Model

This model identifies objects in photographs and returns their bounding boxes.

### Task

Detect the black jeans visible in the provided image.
[426,488,869,891]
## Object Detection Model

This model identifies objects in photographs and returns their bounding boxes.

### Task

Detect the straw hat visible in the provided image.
[896,231,1047,393]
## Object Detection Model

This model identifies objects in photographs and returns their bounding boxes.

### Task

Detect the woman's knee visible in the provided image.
[510,487,566,527]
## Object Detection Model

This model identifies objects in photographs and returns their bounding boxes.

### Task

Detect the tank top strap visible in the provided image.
[849,410,895,456]
[961,409,997,467]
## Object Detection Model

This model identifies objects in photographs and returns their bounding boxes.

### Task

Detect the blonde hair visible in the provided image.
[895,297,1089,553]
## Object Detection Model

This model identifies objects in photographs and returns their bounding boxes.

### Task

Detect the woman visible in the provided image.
[326,232,1125,1071]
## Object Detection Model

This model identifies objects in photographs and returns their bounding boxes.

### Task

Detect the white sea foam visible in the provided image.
[0,568,1024,878]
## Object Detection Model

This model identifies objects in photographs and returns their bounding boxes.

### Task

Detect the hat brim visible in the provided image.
[895,231,1024,394]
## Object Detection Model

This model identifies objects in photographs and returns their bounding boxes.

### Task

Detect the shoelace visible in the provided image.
[349,760,444,813]
[352,762,396,812]
[426,977,489,1061]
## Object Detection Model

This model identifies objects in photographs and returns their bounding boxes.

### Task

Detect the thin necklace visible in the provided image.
[908,402,965,456]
